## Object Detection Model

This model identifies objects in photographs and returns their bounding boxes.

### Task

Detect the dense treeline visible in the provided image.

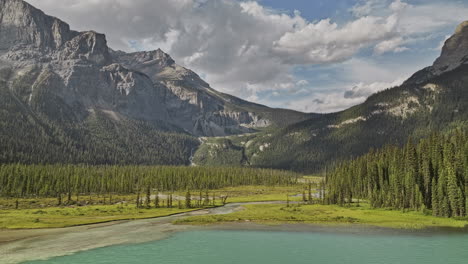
[326,130,468,218]
[0,165,298,200]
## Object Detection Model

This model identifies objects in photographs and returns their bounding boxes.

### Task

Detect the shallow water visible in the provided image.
[25,229,468,264]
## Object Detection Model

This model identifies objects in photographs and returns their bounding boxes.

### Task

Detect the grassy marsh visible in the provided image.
[175,203,468,229]
[0,205,197,229]
[0,185,303,229]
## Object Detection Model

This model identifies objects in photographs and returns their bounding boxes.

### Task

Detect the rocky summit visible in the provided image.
[405,21,468,85]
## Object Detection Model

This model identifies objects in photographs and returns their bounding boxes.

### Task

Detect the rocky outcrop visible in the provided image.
[59,31,111,65]
[113,45,300,136]
[113,49,210,88]
[0,0,76,51]
[406,21,468,84]
[432,21,468,75]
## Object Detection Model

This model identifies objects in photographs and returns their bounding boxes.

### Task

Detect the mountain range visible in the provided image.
[0,0,308,165]
[193,20,468,172]
[0,0,467,171]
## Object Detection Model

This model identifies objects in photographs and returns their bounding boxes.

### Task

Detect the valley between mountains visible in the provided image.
[0,0,468,237]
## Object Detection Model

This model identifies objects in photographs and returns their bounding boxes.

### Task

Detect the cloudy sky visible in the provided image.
[28,0,468,113]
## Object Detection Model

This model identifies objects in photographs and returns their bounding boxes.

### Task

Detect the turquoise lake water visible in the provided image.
[25,229,468,264]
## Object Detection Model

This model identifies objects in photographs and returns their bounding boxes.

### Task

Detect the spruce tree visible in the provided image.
[145,186,151,208]
[185,190,191,209]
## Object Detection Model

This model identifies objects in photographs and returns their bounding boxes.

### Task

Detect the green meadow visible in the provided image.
[175,203,468,229]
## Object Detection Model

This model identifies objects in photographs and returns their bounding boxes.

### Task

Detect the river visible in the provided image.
[1,202,467,264]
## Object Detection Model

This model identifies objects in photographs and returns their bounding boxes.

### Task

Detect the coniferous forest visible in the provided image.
[0,165,297,200]
[326,130,468,217]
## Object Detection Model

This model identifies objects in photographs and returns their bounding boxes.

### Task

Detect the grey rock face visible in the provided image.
[0,0,76,51]
[406,21,468,84]
[113,49,274,136]
[432,21,468,75]
[59,31,111,65]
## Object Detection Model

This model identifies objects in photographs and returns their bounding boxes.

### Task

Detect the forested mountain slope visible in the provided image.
[194,21,468,173]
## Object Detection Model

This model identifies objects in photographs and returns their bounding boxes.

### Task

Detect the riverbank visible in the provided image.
[175,203,468,229]
[0,205,201,229]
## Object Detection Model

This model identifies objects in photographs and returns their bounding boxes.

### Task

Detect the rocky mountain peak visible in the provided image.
[455,21,468,34]
[432,20,468,75]
[405,20,468,85]
[0,0,76,51]
[113,48,212,89]
[59,31,111,65]
[149,48,176,65]
[112,48,175,72]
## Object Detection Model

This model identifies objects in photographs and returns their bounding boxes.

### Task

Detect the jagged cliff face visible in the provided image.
[405,21,468,85]
[432,21,468,75]
[0,0,308,137]
[0,0,75,51]
[113,49,303,135]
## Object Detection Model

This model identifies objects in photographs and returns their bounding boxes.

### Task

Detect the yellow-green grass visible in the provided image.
[0,205,197,229]
[175,203,468,229]
[210,185,306,203]
[0,184,310,229]
[301,176,324,184]
[166,185,308,203]
[0,194,143,210]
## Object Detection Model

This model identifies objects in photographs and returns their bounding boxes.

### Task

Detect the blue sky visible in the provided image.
[245,0,463,112]
[30,0,468,112]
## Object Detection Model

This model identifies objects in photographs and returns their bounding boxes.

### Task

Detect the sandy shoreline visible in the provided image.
[0,202,256,264]
[0,201,257,244]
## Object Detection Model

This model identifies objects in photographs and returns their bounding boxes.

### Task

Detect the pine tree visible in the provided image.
[136,191,141,209]
[145,186,151,208]
[185,190,191,209]
[447,164,464,217]
[154,190,160,208]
